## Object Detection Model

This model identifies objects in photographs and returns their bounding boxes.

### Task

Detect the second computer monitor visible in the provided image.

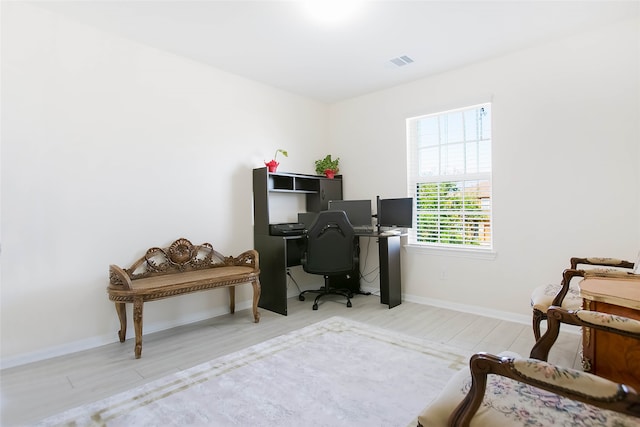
[327,199,372,228]
[377,197,413,228]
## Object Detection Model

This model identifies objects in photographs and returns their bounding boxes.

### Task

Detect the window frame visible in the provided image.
[406,103,494,255]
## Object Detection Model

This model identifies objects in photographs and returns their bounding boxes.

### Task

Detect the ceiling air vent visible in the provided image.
[390,55,414,67]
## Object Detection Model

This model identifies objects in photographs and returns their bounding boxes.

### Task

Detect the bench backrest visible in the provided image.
[109,238,258,289]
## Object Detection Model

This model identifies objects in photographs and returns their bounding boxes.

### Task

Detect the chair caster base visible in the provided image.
[313,303,318,310]
[347,301,352,308]
[299,295,305,301]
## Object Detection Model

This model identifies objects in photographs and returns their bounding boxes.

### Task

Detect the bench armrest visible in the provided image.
[109,264,133,290]
[232,249,259,270]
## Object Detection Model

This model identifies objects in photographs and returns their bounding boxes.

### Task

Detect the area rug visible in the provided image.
[36,317,470,427]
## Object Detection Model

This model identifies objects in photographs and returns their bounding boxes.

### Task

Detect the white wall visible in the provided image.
[330,17,640,320]
[1,3,328,367]
[2,4,638,368]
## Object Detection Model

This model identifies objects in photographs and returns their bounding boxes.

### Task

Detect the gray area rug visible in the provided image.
[36,317,469,427]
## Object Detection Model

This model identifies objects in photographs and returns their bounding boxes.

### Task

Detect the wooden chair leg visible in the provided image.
[532,308,546,341]
[252,279,261,323]
[228,286,235,314]
[133,297,143,359]
[115,302,127,342]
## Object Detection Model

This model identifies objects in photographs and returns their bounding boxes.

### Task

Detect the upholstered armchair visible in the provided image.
[417,306,640,426]
[530,257,634,340]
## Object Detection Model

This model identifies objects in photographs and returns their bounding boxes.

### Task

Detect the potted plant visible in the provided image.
[314,155,340,179]
[265,149,288,173]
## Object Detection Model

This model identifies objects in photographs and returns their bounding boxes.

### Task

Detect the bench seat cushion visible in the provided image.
[130,266,257,296]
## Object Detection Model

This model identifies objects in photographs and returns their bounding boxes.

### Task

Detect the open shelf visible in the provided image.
[267,172,320,193]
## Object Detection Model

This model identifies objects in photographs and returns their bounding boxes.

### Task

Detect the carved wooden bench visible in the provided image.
[108,238,261,358]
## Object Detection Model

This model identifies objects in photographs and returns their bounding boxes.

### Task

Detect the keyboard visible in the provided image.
[354,227,375,234]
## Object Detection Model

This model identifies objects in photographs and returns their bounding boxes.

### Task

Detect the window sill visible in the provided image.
[404,244,497,260]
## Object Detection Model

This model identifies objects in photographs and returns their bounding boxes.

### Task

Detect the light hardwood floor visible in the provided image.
[0,295,581,426]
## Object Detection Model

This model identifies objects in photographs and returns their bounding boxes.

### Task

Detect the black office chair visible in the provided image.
[299,210,358,310]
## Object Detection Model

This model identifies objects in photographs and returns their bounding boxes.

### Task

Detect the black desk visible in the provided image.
[358,232,403,309]
[255,232,403,315]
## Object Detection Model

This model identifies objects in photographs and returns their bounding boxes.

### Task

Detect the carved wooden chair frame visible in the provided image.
[450,306,640,426]
[531,257,634,340]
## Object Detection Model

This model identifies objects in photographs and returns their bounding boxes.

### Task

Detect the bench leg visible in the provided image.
[252,278,261,323]
[133,297,143,359]
[115,302,127,342]
[228,286,235,314]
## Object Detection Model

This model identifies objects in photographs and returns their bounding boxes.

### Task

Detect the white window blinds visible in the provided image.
[407,103,492,249]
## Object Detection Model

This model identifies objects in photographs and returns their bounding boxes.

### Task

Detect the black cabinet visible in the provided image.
[308,178,342,212]
[253,168,342,233]
[252,167,359,315]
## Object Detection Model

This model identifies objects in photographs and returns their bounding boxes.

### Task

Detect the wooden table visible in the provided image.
[579,277,640,389]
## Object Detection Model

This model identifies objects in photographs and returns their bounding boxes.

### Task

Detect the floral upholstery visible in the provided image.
[583,269,640,281]
[531,261,636,340]
[511,358,621,399]
[417,352,640,427]
[529,267,632,312]
[577,310,640,333]
[585,257,625,265]
[530,282,581,312]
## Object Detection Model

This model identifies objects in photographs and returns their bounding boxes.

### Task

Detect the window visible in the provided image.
[407,103,492,250]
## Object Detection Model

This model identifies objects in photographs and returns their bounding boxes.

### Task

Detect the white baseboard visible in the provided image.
[401,293,581,336]
[1,300,254,370]
[294,284,553,331]
[403,293,531,325]
[2,292,579,370]
[334,285,540,330]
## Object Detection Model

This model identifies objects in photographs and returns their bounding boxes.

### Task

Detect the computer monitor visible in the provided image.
[377,196,413,228]
[327,199,372,228]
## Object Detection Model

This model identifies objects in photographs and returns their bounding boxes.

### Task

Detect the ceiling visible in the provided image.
[31,1,639,103]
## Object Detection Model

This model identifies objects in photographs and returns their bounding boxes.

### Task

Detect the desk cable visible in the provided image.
[286,268,302,294]
[359,237,379,283]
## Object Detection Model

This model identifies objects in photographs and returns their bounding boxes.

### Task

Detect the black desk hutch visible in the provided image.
[252,167,402,315]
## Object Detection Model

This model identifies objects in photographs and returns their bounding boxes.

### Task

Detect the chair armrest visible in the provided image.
[582,269,640,280]
[530,306,640,361]
[449,353,640,426]
[573,310,640,335]
[552,257,636,309]
[570,257,634,270]
[511,358,625,399]
[550,268,584,307]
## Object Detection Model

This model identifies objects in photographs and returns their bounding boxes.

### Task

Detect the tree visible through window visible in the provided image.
[407,104,492,249]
